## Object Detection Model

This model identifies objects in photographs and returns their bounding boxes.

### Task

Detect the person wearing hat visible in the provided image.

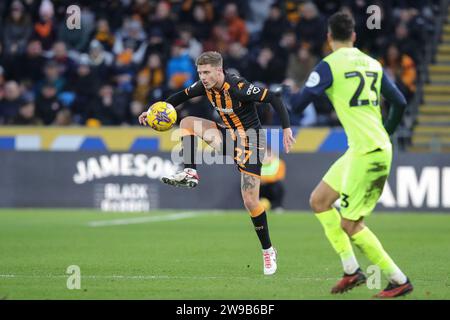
[88,40,114,80]
[3,0,33,56]
[10,96,42,125]
[39,60,66,94]
[32,0,57,51]
[70,54,100,123]
[0,80,24,124]
[166,39,196,89]
[11,39,46,82]
[35,81,62,125]
[92,18,115,52]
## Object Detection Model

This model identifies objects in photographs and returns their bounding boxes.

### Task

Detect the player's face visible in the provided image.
[197,64,222,90]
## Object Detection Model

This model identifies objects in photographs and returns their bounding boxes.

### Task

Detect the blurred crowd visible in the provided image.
[0,0,438,127]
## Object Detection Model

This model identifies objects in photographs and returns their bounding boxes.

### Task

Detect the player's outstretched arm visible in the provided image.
[381,72,408,135]
[165,80,205,110]
[138,81,205,126]
[234,78,296,153]
[264,91,296,153]
[289,61,333,115]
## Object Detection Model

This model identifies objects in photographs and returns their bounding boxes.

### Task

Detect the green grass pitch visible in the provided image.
[0,209,449,299]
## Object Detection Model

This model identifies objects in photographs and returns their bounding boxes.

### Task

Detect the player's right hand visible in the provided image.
[138,111,148,126]
[283,127,296,153]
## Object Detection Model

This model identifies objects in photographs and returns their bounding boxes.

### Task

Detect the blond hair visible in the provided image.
[195,51,223,67]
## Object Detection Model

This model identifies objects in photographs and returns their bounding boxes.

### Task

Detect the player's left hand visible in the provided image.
[138,111,148,126]
[283,128,296,153]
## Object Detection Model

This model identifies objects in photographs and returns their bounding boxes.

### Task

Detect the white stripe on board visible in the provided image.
[87,211,213,227]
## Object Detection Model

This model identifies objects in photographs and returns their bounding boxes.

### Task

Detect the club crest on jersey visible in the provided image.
[224,90,232,101]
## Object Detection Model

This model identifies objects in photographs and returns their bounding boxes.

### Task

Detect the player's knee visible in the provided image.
[180,116,194,129]
[340,221,351,235]
[341,219,365,236]
[180,117,199,137]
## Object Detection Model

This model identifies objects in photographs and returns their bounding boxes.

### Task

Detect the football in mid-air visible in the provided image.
[146,101,177,131]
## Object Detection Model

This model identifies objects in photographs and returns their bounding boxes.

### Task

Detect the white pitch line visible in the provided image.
[0,274,340,281]
[0,274,443,284]
[87,211,214,227]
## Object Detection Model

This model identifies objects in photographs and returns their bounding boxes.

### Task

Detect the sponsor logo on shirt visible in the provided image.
[247,84,261,95]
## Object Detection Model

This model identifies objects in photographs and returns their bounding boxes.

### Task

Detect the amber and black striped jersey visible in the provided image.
[165,73,290,131]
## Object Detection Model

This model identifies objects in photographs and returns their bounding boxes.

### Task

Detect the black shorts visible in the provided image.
[215,123,266,177]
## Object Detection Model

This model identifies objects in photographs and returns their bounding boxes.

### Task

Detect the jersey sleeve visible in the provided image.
[380,71,407,107]
[381,70,408,135]
[229,75,291,128]
[165,80,206,107]
[184,80,206,97]
[290,61,333,114]
[232,77,270,103]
